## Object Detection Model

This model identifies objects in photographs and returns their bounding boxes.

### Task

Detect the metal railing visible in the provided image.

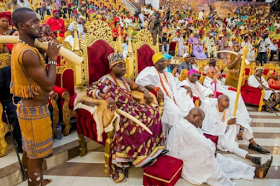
[120,0,138,14]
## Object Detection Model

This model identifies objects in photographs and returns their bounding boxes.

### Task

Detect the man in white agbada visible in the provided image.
[202,95,270,166]
[167,107,273,186]
[198,10,204,20]
[135,52,195,133]
[203,67,251,123]
[179,69,216,114]
[248,67,280,113]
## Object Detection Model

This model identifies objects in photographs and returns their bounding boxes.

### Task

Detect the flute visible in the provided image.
[0,36,83,65]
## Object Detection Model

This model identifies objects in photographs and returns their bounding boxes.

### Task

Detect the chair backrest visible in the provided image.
[133,29,158,81]
[77,20,118,87]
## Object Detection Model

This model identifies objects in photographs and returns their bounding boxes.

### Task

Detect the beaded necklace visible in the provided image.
[157,70,172,98]
[110,74,134,102]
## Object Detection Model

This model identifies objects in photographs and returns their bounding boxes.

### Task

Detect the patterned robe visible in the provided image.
[188,36,207,60]
[87,74,164,182]
[172,36,188,57]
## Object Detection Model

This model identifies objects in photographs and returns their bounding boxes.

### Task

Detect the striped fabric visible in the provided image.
[17,104,53,159]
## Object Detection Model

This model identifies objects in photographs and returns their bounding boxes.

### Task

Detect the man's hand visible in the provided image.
[106,97,117,113]
[157,89,164,102]
[208,94,214,98]
[237,54,242,59]
[182,85,193,97]
[47,42,60,61]
[227,118,236,125]
[258,85,264,90]
[49,91,56,99]
[144,91,152,105]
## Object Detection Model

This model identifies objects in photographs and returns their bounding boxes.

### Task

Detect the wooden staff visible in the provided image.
[233,45,249,117]
[0,36,83,65]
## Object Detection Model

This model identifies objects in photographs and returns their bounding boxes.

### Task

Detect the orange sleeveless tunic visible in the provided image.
[10,42,46,99]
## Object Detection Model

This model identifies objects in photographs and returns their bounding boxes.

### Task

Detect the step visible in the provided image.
[0,132,102,186]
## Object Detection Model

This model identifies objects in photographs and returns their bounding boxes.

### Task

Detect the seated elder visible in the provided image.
[86,52,164,183]
[248,67,280,112]
[268,72,280,90]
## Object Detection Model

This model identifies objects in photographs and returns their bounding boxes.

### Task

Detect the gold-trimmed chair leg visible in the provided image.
[50,95,59,138]
[78,134,87,157]
[104,129,115,175]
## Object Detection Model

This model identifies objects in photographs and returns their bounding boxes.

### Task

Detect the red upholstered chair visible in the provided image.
[51,41,77,137]
[73,20,118,164]
[53,59,76,137]
[240,68,265,111]
[169,42,178,56]
[76,39,114,146]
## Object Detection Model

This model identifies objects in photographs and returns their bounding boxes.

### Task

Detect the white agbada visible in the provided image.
[248,75,275,100]
[136,67,195,127]
[202,106,253,158]
[167,118,255,186]
[179,79,216,113]
[203,76,252,123]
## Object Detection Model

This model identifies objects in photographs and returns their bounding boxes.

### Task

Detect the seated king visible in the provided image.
[86,52,165,183]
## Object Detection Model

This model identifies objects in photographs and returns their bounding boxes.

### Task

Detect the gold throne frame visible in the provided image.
[74,20,120,87]
[73,20,123,174]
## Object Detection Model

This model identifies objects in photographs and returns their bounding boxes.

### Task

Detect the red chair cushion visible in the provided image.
[76,108,106,146]
[143,155,183,186]
[137,44,155,73]
[264,69,269,76]
[241,85,262,106]
[169,42,177,52]
[87,40,114,84]
[204,133,219,145]
[244,68,250,76]
[62,69,75,96]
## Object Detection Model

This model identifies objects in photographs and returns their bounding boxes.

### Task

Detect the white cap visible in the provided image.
[183,53,190,58]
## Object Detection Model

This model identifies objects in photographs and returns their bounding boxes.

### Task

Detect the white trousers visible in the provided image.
[218,124,254,159]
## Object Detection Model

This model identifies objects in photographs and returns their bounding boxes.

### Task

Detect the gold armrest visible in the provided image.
[258,89,265,112]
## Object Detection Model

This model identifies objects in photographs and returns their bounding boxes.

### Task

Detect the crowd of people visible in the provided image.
[0,1,279,186]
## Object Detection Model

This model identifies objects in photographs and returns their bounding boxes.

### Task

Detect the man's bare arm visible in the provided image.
[22,51,56,92]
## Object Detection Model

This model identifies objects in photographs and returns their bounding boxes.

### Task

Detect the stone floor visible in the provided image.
[1,105,279,186]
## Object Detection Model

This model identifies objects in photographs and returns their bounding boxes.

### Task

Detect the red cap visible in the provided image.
[73,10,78,14]
[67,3,71,7]
[177,31,181,34]
[52,9,58,14]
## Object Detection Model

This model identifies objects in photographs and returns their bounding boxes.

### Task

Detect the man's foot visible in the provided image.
[255,156,273,179]
[142,158,157,169]
[252,157,262,165]
[43,179,52,186]
[159,149,169,156]
[249,144,270,154]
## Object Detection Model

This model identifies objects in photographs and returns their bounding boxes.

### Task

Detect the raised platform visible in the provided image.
[0,130,102,186]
